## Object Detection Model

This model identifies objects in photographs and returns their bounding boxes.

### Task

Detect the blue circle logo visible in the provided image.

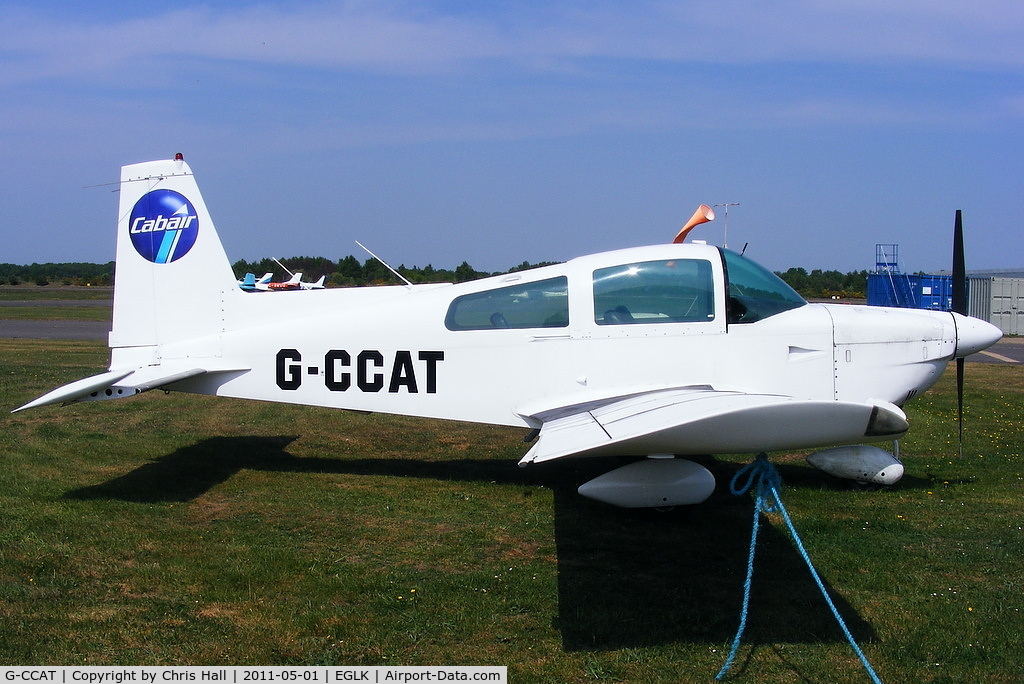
[128,189,200,263]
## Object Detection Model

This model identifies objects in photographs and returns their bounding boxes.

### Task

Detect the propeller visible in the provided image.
[952,210,966,455]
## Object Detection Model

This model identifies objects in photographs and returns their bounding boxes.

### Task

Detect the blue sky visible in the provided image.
[2,1,1022,274]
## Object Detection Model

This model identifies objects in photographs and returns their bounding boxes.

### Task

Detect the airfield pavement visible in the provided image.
[0,296,110,341]
[0,319,109,340]
[974,335,1024,364]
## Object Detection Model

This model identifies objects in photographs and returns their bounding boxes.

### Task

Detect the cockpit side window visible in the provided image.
[445,276,569,330]
[593,259,715,325]
[721,249,806,324]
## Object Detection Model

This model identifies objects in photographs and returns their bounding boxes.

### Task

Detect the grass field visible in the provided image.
[0,286,112,321]
[0,285,112,301]
[2,335,1023,682]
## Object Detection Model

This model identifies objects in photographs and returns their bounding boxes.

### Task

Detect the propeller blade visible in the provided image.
[957,357,965,457]
[952,210,966,455]
[952,210,966,315]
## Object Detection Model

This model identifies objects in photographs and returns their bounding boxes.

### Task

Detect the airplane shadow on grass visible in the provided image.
[66,435,884,651]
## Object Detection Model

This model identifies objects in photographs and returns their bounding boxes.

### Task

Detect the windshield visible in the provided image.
[722,249,805,324]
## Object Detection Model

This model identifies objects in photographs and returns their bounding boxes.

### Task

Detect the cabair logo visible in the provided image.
[128,189,200,263]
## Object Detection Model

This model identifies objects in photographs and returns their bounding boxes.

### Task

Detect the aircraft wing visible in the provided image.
[12,364,249,413]
[517,387,908,464]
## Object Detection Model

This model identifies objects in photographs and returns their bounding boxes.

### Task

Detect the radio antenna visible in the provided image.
[355,240,413,287]
[712,202,740,248]
[272,257,295,278]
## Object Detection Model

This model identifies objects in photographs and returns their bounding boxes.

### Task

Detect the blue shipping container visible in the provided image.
[916,275,954,310]
[867,273,957,310]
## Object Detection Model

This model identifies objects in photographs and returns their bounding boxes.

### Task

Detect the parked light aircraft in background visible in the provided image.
[238,272,274,291]
[13,157,1002,507]
[238,262,326,292]
[271,257,327,291]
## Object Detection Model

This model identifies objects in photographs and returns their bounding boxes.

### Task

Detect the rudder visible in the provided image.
[110,157,238,352]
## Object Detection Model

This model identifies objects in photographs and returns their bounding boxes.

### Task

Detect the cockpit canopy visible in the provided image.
[721,249,806,323]
[445,247,806,331]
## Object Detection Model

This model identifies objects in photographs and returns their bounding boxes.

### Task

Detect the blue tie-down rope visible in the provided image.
[715,454,883,683]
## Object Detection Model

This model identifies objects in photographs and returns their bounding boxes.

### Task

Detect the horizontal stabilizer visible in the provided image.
[12,365,249,413]
[12,369,134,412]
[518,388,908,464]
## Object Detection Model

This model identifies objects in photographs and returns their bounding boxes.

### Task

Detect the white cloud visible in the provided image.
[3,0,1023,88]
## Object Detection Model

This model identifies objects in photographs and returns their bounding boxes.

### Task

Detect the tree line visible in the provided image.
[229,256,564,287]
[775,267,870,299]
[230,256,499,287]
[0,257,869,298]
[0,262,115,286]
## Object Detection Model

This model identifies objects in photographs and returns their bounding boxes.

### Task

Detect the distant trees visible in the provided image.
[0,257,868,299]
[230,256,339,284]
[0,262,114,286]
[775,267,868,299]
[0,256,551,288]
[233,257,868,297]
[508,260,562,273]
[230,256,531,287]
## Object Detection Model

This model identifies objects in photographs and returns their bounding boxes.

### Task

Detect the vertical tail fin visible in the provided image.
[13,157,242,412]
[111,158,237,351]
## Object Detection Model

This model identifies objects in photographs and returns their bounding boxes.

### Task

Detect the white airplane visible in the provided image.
[272,257,327,290]
[13,157,1002,507]
[238,269,325,292]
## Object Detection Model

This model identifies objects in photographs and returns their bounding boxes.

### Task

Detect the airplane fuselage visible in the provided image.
[146,243,971,443]
[18,158,1001,484]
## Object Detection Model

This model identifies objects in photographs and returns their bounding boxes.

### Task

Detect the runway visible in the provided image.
[0,319,109,341]
[0,295,110,341]
[975,336,1023,364]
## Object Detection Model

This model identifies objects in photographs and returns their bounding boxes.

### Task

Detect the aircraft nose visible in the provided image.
[953,312,1003,358]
